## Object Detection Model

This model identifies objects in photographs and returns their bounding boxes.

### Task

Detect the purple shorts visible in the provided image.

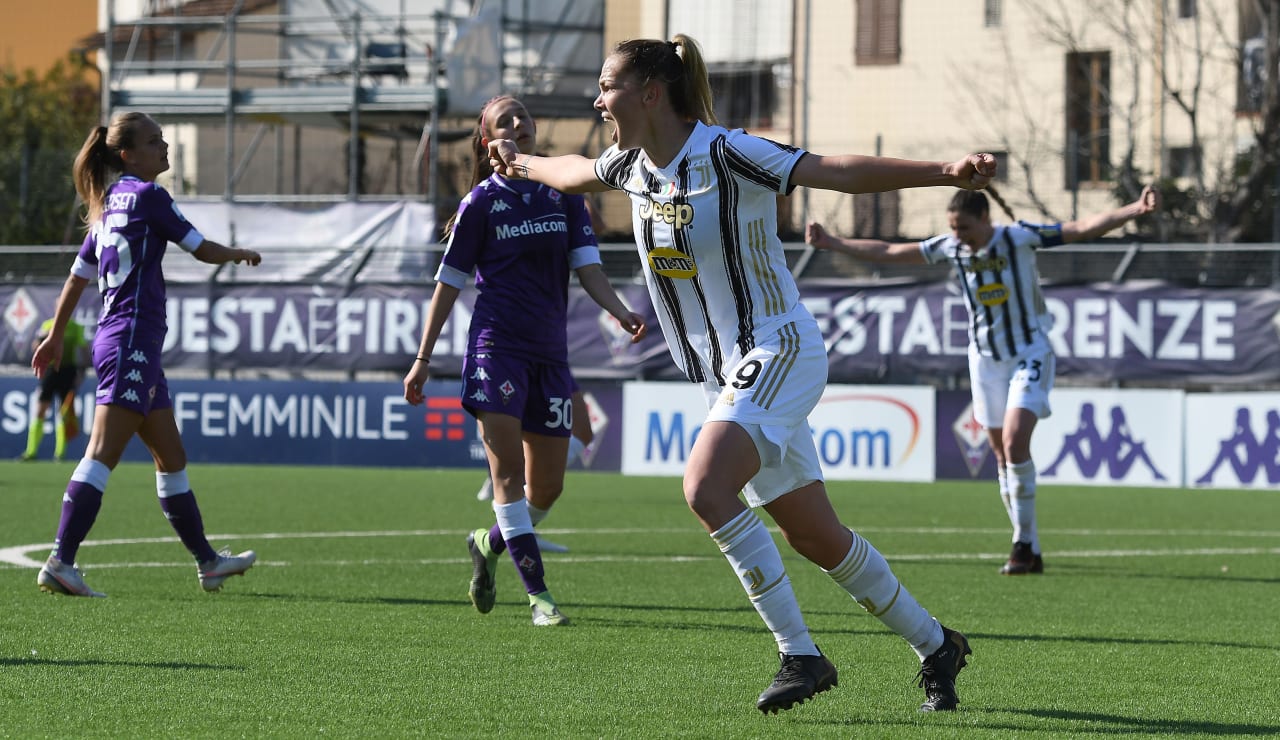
[93,343,171,416]
[460,353,575,437]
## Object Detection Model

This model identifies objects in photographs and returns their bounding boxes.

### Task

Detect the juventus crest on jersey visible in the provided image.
[594,122,807,385]
[920,222,1065,361]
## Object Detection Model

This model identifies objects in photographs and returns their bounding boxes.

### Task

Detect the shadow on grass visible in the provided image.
[1043,562,1280,586]
[891,558,1280,586]
[989,707,1280,736]
[793,706,1280,736]
[930,629,1275,653]
[1,656,243,670]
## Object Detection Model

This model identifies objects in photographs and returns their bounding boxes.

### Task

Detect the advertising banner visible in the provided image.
[1031,388,1184,487]
[621,382,935,481]
[0,377,623,471]
[1,282,665,380]
[1184,393,1280,489]
[804,281,1280,385]
[5,280,1276,385]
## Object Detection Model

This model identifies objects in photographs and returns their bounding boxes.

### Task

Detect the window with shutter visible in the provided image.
[855,0,901,66]
[1065,51,1112,186]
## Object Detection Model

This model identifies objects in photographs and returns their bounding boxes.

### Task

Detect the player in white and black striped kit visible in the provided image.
[489,34,995,714]
[807,184,1160,576]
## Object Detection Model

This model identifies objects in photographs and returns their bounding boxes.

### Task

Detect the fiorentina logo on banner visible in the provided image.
[951,401,990,478]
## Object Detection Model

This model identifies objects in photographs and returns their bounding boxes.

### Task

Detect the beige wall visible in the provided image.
[101,0,1257,240]
[798,0,1251,238]
[1,1,99,74]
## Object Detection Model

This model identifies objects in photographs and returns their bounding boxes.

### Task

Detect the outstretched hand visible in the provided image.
[487,139,523,178]
[805,222,832,249]
[1135,185,1161,215]
[947,153,997,190]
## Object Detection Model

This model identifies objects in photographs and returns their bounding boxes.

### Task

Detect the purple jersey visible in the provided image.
[436,175,600,364]
[70,177,204,351]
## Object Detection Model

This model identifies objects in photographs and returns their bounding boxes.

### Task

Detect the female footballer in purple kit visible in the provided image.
[31,112,261,598]
[403,95,646,626]
[488,35,993,712]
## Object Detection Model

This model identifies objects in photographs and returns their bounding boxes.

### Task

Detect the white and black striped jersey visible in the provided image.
[594,122,807,385]
[920,221,1065,361]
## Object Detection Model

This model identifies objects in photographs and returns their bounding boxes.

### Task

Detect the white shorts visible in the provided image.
[703,317,827,507]
[968,341,1055,429]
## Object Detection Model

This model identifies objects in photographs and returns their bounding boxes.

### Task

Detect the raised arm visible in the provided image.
[791,152,996,194]
[1060,185,1160,243]
[805,222,927,265]
[488,140,609,194]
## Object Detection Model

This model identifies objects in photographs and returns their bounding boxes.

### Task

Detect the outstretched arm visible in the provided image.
[791,152,996,194]
[488,140,609,194]
[1060,185,1160,243]
[805,222,927,265]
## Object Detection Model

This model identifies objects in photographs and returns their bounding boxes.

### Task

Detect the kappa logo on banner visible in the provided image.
[423,397,467,441]
[1195,407,1280,486]
[1042,402,1168,482]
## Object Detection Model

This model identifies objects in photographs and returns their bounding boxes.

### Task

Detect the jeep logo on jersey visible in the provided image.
[977,283,1009,306]
[968,255,1008,273]
[638,199,694,229]
[648,247,697,279]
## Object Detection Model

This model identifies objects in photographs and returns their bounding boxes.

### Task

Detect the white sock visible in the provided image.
[566,436,587,466]
[712,509,817,656]
[1008,460,1039,553]
[492,500,534,541]
[527,501,550,527]
[71,457,111,491]
[825,531,942,659]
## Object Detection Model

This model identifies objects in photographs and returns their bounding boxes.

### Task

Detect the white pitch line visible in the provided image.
[2,527,1278,570]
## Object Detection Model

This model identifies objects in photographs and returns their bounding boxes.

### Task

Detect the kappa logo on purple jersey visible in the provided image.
[469,389,489,404]
[1196,407,1280,485]
[470,367,490,382]
[1042,403,1167,481]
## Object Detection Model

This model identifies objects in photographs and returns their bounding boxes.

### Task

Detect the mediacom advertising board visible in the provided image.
[621,382,935,481]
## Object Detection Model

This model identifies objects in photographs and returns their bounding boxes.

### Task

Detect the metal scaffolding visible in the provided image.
[89,0,604,207]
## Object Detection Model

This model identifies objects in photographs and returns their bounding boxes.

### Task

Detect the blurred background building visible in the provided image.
[3,0,1276,286]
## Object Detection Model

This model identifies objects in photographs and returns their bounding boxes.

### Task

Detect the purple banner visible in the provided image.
[4,280,1278,384]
